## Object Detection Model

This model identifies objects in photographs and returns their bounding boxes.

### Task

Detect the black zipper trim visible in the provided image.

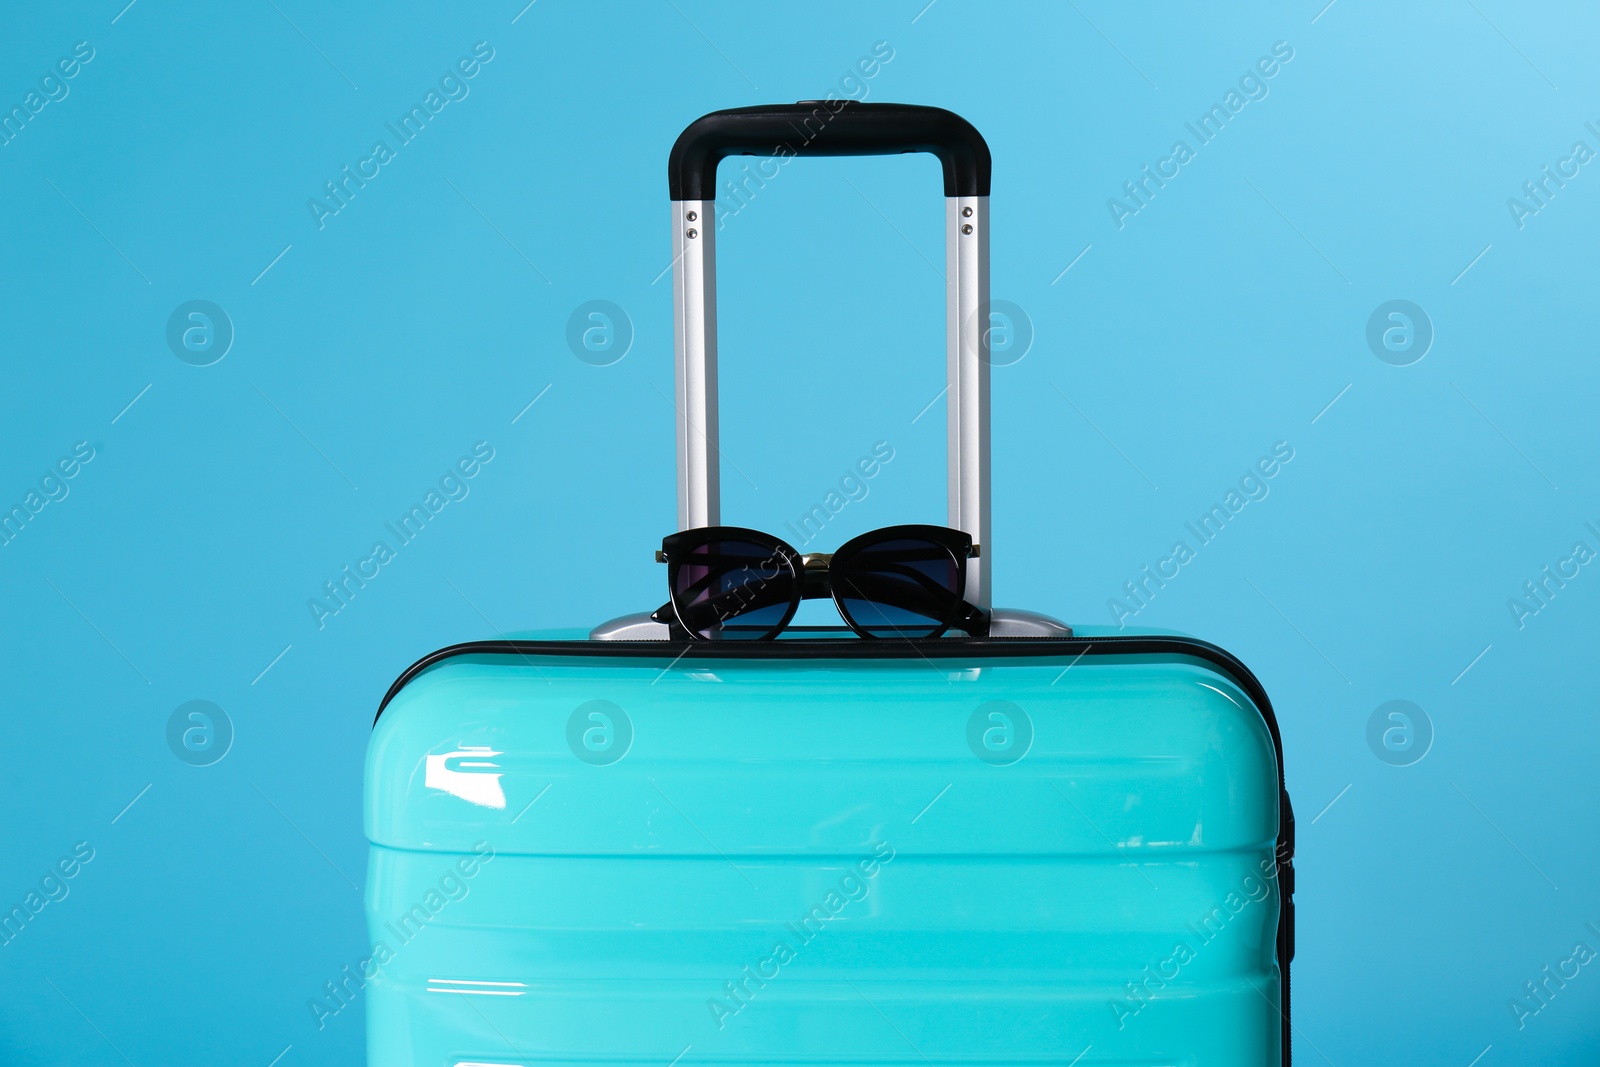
[374,634,1294,1064]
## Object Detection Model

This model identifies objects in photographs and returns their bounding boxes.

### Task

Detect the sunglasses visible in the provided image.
[650,524,988,641]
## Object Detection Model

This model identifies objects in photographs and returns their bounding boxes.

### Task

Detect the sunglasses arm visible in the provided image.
[649,601,694,640]
[956,602,991,638]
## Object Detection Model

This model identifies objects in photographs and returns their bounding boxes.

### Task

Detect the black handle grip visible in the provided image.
[669,101,991,200]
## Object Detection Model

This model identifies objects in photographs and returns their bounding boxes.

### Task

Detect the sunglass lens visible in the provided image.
[835,537,961,639]
[670,538,796,640]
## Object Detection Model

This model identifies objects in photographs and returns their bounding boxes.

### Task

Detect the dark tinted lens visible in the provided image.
[835,537,961,638]
[671,539,796,640]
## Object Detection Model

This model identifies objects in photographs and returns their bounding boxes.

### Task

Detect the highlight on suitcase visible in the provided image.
[366,101,1294,1067]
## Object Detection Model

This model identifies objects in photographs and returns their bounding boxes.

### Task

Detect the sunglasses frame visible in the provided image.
[653,524,987,641]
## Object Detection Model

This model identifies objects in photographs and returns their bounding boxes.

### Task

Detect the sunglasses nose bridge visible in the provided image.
[798,553,833,598]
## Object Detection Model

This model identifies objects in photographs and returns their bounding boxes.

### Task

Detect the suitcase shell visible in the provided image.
[365,632,1291,1066]
[364,102,1294,1065]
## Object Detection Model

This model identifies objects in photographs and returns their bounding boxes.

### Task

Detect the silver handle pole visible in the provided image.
[671,194,990,614]
[672,200,719,530]
[947,195,991,612]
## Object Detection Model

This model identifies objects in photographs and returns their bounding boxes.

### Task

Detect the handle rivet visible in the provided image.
[687,228,698,239]
[686,210,698,221]
[962,206,973,217]
[961,223,973,235]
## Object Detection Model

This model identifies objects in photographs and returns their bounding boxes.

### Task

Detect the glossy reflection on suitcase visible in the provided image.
[365,102,1293,1066]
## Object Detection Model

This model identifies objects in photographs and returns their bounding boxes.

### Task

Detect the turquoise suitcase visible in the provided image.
[364,103,1295,1067]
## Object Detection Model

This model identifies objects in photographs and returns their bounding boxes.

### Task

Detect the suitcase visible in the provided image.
[365,102,1295,1067]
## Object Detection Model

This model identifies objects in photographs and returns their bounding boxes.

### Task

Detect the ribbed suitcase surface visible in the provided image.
[364,636,1287,1065]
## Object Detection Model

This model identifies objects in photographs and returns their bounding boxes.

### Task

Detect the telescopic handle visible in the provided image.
[668,102,991,200]
[668,101,993,612]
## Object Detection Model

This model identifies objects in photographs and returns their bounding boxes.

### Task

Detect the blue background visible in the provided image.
[2,1,1597,1064]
